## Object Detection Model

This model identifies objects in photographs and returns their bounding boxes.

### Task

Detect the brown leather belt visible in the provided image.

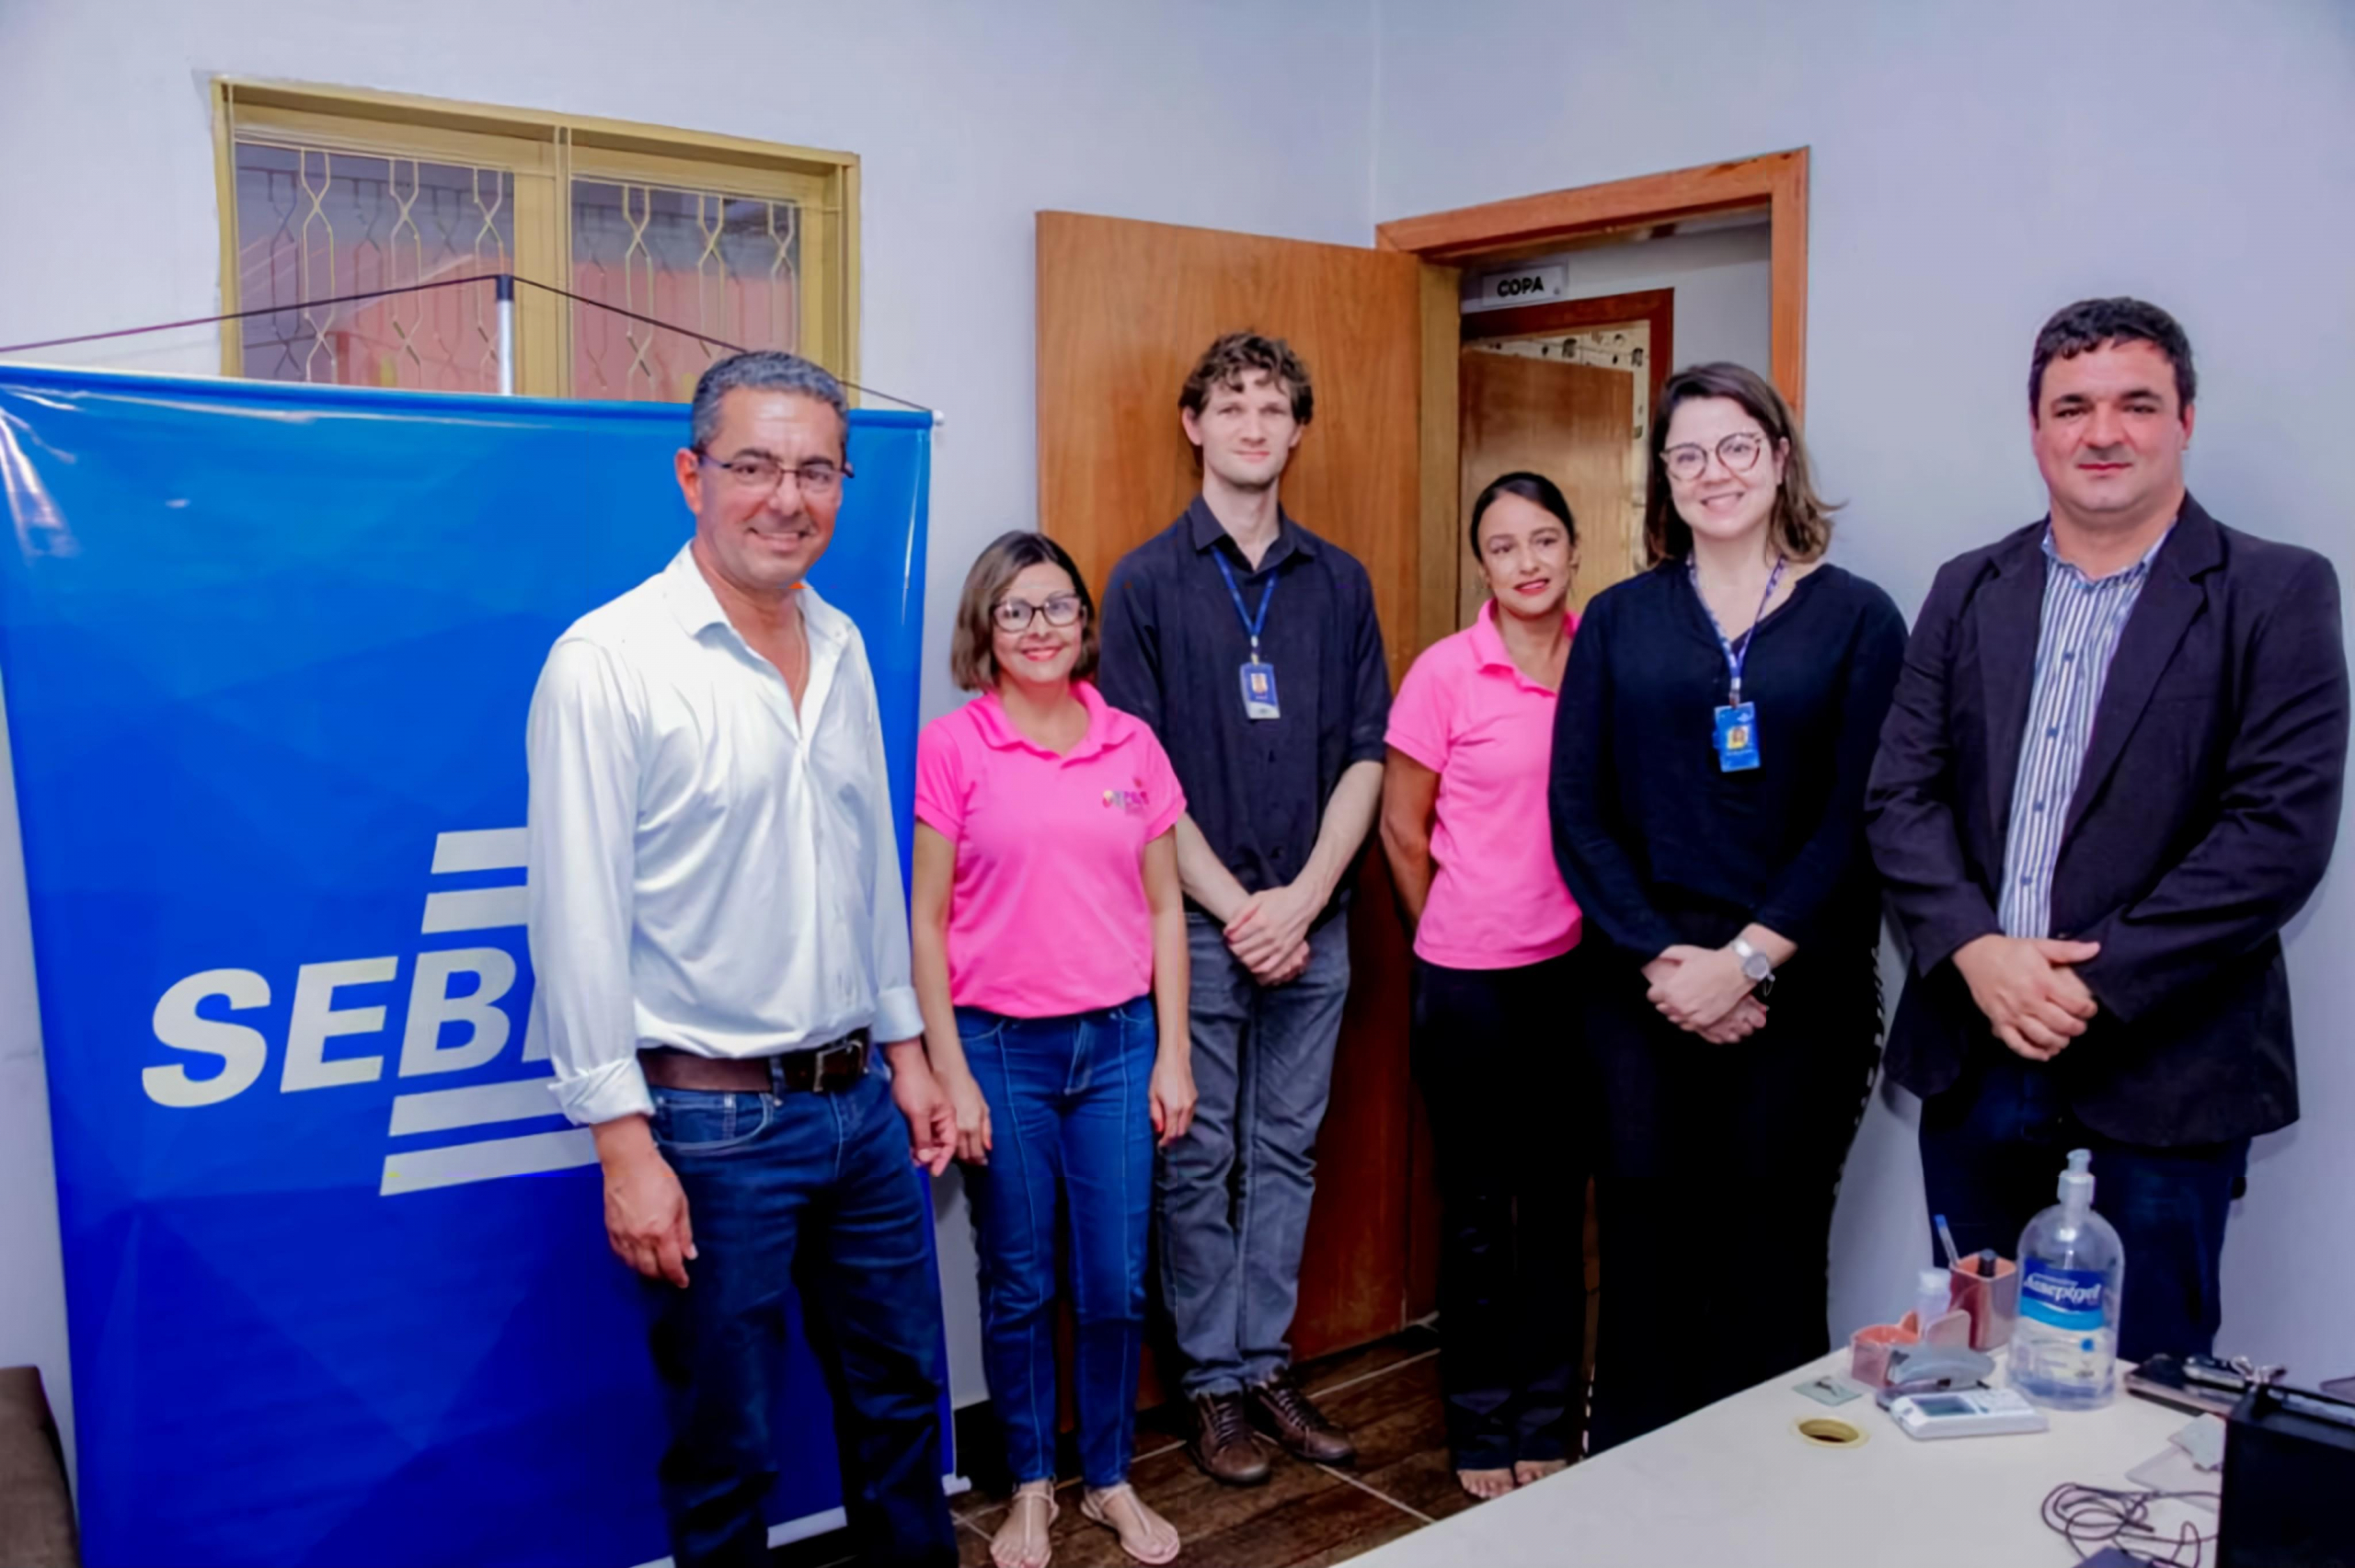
[638,1031,872,1095]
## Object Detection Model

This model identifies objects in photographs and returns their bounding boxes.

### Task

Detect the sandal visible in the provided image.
[1081,1482,1181,1565]
[991,1482,1058,1568]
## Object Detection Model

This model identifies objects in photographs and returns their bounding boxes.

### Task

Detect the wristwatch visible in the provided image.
[1731,936,1775,988]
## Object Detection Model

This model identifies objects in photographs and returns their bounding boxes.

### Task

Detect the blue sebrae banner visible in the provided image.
[0,365,941,1566]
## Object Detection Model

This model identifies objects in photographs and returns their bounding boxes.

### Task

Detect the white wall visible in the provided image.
[0,0,1379,1431]
[1380,0,2355,1377]
[1465,223,1773,376]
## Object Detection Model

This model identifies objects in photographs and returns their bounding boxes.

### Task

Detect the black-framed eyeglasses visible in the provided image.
[993,594,1086,633]
[696,450,852,496]
[1662,430,1769,483]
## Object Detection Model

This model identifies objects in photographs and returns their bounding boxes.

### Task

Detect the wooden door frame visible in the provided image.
[1378,148,1809,651]
[1376,147,1808,413]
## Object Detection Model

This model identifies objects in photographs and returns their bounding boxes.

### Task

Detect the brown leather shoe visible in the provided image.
[1246,1368,1358,1464]
[1188,1391,1272,1485]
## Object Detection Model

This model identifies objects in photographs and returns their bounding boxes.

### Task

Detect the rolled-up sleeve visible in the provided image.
[526,638,652,1126]
[847,635,925,1045]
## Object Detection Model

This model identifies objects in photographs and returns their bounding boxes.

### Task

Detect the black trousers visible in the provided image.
[1410,949,1587,1470]
[1581,948,1878,1453]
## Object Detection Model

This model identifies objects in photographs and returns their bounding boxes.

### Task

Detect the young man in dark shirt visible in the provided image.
[1097,333,1390,1484]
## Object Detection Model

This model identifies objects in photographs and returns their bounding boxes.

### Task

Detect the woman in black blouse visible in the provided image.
[1550,361,1906,1450]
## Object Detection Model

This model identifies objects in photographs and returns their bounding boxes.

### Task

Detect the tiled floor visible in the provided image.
[773,1322,1509,1568]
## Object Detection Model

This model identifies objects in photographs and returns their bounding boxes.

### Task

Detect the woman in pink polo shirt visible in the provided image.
[1379,472,1609,1502]
[912,531,1196,1568]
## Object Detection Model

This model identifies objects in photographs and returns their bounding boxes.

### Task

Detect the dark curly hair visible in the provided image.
[1178,331,1314,427]
[2029,297,2196,418]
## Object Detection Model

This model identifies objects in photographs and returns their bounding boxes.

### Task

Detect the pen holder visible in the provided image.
[1947,1257,2019,1352]
[1848,1323,1911,1389]
[1847,1308,1974,1389]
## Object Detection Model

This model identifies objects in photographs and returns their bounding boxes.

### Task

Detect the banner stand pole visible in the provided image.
[495,274,516,395]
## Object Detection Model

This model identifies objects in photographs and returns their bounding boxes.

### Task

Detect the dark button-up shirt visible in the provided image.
[1097,497,1390,905]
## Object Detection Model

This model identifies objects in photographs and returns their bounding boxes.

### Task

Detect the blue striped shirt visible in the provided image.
[1996,526,2172,938]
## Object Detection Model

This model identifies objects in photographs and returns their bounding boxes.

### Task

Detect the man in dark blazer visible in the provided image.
[1867,297,2348,1361]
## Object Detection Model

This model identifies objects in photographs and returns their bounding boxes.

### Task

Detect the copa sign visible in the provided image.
[1472,262,1569,309]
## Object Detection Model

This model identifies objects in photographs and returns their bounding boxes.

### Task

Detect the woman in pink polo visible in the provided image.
[1378,472,1591,1502]
[911,531,1195,1568]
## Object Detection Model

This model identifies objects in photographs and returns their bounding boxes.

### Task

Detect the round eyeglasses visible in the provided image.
[993,594,1086,633]
[1662,430,1769,483]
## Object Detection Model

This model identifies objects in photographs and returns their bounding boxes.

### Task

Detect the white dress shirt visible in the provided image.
[526,544,922,1127]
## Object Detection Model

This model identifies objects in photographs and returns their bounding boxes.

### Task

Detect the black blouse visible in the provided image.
[1549,561,1908,961]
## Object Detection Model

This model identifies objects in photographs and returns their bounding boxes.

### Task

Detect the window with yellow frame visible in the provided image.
[213,80,858,402]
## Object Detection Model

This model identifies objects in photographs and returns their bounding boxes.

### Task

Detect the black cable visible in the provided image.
[2041,1482,2221,1566]
[0,271,936,414]
[0,274,492,357]
[505,275,932,412]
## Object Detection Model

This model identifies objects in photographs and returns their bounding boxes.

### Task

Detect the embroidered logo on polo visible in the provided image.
[1100,786,1151,814]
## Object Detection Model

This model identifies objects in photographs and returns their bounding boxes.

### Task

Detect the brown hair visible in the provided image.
[1642,361,1839,566]
[948,531,1099,692]
[1178,331,1315,426]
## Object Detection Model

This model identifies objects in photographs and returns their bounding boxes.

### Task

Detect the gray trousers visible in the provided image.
[1157,910,1351,1397]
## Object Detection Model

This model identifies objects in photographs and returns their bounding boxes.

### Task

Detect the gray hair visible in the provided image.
[688,350,848,452]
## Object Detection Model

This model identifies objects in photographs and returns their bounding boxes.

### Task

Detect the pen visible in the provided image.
[1935,1213,1962,1270]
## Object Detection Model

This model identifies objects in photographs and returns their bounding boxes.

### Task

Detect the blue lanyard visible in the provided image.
[1213,551,1276,661]
[1689,555,1786,705]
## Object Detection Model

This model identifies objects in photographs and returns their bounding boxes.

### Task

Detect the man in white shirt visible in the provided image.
[527,351,959,1568]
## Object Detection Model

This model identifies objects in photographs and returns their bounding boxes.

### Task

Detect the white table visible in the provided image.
[1350,1351,2212,1567]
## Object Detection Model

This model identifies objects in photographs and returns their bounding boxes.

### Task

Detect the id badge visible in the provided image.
[1713,702,1760,772]
[1239,660,1281,720]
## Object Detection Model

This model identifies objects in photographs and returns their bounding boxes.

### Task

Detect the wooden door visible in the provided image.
[1036,211,1429,1365]
[1457,351,1639,624]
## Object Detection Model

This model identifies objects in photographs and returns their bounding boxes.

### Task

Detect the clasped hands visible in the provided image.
[1644,944,1770,1044]
[1951,933,2101,1060]
[1223,879,1318,986]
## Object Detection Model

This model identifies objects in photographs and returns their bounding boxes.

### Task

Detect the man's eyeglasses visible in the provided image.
[993,595,1086,633]
[1662,431,1769,483]
[697,451,851,497]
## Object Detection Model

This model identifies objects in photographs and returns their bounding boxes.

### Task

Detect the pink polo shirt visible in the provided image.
[1385,601,1582,970]
[914,681,1186,1017]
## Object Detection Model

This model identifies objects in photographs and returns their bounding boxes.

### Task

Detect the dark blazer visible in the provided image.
[1867,497,2348,1146]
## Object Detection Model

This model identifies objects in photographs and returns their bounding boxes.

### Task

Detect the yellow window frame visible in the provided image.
[211,78,860,400]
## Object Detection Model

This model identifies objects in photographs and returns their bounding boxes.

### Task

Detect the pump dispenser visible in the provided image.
[2010,1149,2124,1409]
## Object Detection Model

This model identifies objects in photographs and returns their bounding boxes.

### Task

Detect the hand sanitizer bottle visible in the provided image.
[2010,1149,2123,1410]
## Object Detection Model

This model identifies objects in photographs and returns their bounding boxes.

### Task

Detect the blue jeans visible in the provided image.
[646,1067,956,1568]
[1920,1052,2250,1363]
[958,996,1156,1488]
[1160,910,1351,1398]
